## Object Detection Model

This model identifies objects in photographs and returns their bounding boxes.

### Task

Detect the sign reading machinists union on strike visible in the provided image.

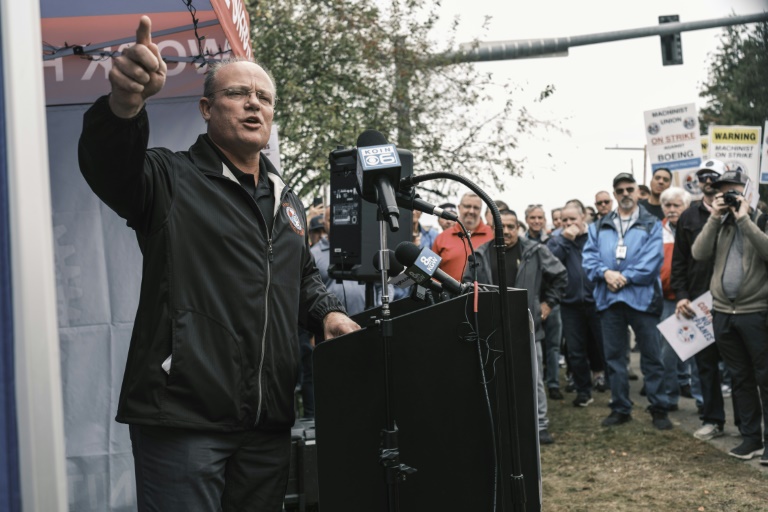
[643,103,703,195]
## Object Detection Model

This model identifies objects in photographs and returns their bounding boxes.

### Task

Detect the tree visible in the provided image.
[698,20,768,204]
[250,0,556,203]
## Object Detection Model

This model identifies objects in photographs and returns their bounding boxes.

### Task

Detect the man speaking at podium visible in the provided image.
[78,16,359,511]
[464,209,567,445]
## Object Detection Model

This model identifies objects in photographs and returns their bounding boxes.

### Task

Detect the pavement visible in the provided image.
[626,349,767,472]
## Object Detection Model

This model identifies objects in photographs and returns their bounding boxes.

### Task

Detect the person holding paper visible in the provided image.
[692,169,768,464]
[671,160,732,443]
[657,187,694,413]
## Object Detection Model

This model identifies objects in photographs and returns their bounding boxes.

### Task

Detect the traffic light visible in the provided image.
[659,15,683,66]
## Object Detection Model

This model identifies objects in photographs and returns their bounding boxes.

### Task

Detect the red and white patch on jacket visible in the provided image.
[283,203,305,236]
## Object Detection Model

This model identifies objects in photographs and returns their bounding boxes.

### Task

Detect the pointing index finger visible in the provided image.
[136,15,152,47]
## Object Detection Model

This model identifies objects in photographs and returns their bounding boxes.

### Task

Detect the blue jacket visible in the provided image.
[582,207,664,315]
[547,232,595,305]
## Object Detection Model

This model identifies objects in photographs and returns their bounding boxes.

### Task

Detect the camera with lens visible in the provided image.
[722,190,742,209]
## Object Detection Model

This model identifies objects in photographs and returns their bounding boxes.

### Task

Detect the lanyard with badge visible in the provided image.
[616,216,630,260]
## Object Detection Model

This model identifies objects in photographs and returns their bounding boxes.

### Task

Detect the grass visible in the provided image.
[540,388,768,511]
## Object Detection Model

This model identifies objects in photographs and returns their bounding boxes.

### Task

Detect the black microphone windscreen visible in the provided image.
[372,250,405,275]
[356,129,388,148]
[394,241,422,267]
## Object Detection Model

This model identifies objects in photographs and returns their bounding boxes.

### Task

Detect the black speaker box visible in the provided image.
[328,147,413,283]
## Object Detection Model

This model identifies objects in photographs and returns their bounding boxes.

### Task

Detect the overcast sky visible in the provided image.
[425,0,767,226]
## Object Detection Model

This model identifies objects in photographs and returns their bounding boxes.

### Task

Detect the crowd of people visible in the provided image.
[311,162,768,464]
[302,162,768,463]
[84,19,765,507]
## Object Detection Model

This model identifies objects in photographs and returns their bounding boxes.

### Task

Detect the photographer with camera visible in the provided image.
[692,170,768,464]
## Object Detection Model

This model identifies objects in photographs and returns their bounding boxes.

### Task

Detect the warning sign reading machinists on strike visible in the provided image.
[643,103,703,196]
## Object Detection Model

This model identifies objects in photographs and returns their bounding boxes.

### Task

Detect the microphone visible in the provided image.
[372,249,405,276]
[395,189,459,222]
[394,241,469,296]
[356,130,401,232]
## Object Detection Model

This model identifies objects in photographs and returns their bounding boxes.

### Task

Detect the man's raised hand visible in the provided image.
[108,16,167,118]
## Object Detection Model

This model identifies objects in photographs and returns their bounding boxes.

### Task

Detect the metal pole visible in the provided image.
[434,12,768,64]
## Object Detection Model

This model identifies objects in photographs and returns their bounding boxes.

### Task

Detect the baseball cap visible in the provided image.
[713,169,749,189]
[439,202,457,213]
[612,172,636,188]
[696,159,727,178]
[308,215,324,231]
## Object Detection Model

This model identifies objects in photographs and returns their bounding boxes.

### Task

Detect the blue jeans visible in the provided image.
[601,303,668,415]
[660,299,687,405]
[543,305,563,390]
[561,302,604,395]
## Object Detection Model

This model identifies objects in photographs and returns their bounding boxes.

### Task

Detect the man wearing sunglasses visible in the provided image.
[594,191,613,220]
[670,160,733,444]
[583,172,670,430]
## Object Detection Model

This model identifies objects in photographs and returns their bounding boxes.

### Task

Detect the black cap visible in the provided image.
[612,172,636,188]
[308,215,324,231]
[713,169,748,189]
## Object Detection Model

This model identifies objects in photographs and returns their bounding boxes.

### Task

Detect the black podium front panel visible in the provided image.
[313,289,540,512]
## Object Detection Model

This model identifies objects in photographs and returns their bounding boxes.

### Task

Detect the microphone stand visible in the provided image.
[402,173,526,511]
[375,210,416,512]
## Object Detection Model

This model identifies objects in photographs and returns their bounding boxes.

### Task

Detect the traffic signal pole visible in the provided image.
[434,12,768,64]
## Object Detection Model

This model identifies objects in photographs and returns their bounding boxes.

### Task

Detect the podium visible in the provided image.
[313,289,542,511]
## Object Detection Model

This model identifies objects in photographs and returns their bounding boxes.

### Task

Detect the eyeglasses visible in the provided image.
[208,87,275,107]
[614,187,635,195]
[595,200,611,206]
[459,204,481,211]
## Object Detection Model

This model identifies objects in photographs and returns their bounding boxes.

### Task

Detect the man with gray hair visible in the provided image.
[432,192,493,281]
[78,16,359,510]
[658,187,696,413]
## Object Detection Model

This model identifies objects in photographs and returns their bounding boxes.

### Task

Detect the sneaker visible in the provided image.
[628,367,639,381]
[721,384,732,398]
[729,440,764,460]
[651,410,673,430]
[680,383,693,399]
[559,355,566,368]
[573,394,594,407]
[602,411,632,427]
[539,429,555,445]
[549,388,564,400]
[761,451,768,466]
[693,423,724,441]
[593,373,607,393]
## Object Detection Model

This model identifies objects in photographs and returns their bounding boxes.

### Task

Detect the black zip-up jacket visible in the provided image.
[546,231,595,305]
[78,96,345,432]
[671,200,714,301]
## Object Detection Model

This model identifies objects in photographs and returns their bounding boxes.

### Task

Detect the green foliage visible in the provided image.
[699,20,768,203]
[250,0,555,202]
[699,21,768,128]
